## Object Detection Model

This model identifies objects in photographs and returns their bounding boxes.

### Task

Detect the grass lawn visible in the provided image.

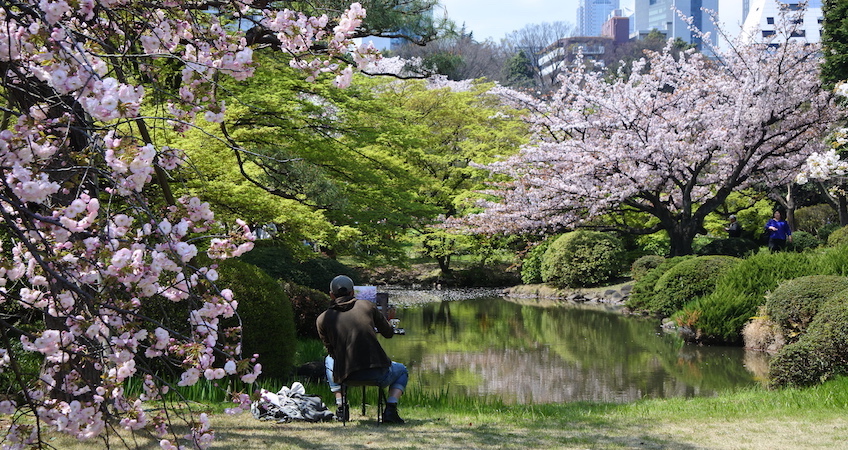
[41,376,848,449]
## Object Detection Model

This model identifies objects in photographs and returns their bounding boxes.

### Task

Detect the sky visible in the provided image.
[437,0,636,42]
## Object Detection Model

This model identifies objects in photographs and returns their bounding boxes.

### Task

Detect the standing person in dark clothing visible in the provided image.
[765,210,793,252]
[725,215,742,238]
[316,275,408,423]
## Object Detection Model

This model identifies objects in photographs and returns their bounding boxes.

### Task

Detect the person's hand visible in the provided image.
[769,226,778,231]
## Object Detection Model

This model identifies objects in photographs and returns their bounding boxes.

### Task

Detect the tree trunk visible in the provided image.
[666,221,700,256]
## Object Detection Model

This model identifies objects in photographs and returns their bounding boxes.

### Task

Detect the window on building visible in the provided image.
[649,0,657,4]
[766,17,774,25]
[790,30,806,38]
[762,30,776,37]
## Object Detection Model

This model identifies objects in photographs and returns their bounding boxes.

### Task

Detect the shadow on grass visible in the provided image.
[208,403,701,450]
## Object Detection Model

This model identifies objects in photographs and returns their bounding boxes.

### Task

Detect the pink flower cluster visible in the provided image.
[0,1,376,449]
[263,2,380,88]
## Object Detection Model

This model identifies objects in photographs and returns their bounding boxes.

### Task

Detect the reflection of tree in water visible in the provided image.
[422,301,458,335]
[383,296,761,404]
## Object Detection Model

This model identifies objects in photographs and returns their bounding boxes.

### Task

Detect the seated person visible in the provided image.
[316,275,408,423]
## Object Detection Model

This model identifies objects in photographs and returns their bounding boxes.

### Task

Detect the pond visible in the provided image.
[379,289,769,404]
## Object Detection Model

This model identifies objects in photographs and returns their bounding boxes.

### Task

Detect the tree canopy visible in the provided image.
[462,26,838,256]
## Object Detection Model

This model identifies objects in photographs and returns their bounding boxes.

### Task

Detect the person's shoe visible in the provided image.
[335,403,349,422]
[382,403,404,424]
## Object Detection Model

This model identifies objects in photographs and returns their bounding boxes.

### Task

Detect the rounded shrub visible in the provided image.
[764,275,848,339]
[817,223,842,242]
[685,250,817,344]
[625,256,693,313]
[769,290,848,388]
[215,258,297,379]
[695,237,759,257]
[521,238,555,284]
[630,255,666,281]
[540,230,626,288]
[284,283,331,339]
[827,225,848,247]
[788,231,821,252]
[794,204,837,234]
[650,255,740,317]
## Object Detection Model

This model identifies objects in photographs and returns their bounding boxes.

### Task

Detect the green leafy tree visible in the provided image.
[821,0,848,89]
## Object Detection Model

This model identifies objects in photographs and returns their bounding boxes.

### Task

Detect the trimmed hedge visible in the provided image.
[630,255,665,281]
[215,258,297,379]
[650,255,741,317]
[769,290,848,388]
[827,225,848,247]
[764,275,848,340]
[521,238,555,284]
[284,283,331,339]
[685,250,817,344]
[541,230,626,288]
[695,237,760,257]
[788,231,822,252]
[625,256,693,313]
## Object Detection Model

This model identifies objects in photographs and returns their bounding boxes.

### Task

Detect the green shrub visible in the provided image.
[237,240,359,291]
[827,225,848,247]
[764,275,848,340]
[541,230,626,288]
[650,256,741,317]
[284,283,331,339]
[795,204,838,234]
[295,257,360,292]
[630,255,666,281]
[695,237,760,257]
[769,291,848,388]
[521,238,555,284]
[813,245,848,275]
[625,256,693,313]
[788,231,822,252]
[818,223,842,242]
[687,250,817,344]
[215,258,297,379]
[635,231,670,256]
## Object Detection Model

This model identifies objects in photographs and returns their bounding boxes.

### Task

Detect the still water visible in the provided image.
[380,290,768,404]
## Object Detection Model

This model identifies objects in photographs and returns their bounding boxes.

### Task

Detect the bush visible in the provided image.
[649,256,741,317]
[764,275,848,339]
[521,238,555,284]
[630,255,666,281]
[769,290,848,388]
[237,240,359,291]
[625,256,693,313]
[215,258,297,379]
[295,257,360,292]
[818,223,842,242]
[827,225,848,247]
[284,283,331,339]
[687,250,817,344]
[695,237,760,257]
[788,231,822,252]
[540,230,626,288]
[794,204,838,234]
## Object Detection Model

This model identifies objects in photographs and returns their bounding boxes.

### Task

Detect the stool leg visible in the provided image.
[377,387,385,425]
[361,385,367,416]
[341,385,347,426]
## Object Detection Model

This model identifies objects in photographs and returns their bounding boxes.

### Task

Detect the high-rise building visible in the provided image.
[739,0,823,45]
[578,0,620,36]
[632,0,719,50]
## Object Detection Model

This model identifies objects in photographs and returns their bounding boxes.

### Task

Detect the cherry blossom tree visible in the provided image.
[0,1,377,448]
[462,15,840,256]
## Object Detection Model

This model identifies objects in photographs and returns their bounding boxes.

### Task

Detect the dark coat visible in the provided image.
[316,295,394,384]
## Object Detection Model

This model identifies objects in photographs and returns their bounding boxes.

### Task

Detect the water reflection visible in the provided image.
[380,293,768,404]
